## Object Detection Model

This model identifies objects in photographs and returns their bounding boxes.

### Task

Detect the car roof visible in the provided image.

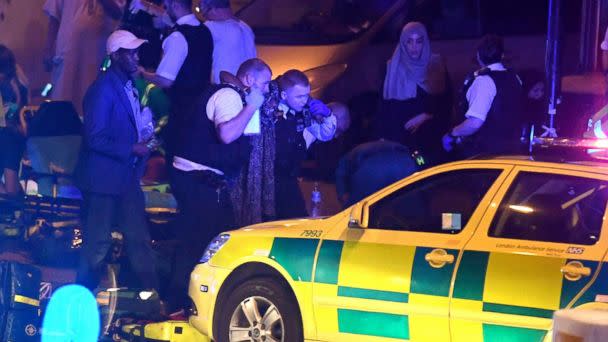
[449,155,608,175]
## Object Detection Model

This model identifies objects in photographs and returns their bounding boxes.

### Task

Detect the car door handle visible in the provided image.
[561,261,591,281]
[425,249,455,268]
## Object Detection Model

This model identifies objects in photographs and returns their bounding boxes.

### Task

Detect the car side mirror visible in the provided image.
[348,202,366,229]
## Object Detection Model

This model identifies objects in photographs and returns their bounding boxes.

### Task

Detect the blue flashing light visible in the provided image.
[41,284,100,342]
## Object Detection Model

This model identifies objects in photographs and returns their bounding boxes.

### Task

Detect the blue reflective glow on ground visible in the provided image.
[41,284,100,342]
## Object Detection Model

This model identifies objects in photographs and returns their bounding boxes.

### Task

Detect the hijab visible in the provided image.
[383,22,446,100]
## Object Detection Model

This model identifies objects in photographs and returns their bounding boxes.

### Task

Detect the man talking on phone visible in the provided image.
[167,58,271,311]
[273,70,336,219]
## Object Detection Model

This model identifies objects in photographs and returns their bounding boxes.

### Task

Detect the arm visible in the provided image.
[457,75,496,136]
[99,0,126,20]
[215,87,265,144]
[44,17,59,70]
[217,104,258,144]
[83,85,133,162]
[306,114,337,142]
[306,99,337,142]
[451,117,484,137]
[145,32,187,88]
[140,69,174,88]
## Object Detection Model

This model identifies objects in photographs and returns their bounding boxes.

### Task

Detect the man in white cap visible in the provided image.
[75,30,159,291]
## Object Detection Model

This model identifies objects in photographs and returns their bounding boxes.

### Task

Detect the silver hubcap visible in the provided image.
[229,296,284,342]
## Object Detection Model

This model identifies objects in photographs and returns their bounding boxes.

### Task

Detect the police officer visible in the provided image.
[274,70,337,219]
[442,34,523,157]
[140,0,213,154]
[168,58,271,310]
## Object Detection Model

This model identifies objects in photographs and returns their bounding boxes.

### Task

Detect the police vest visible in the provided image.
[173,84,251,179]
[274,107,313,177]
[458,67,523,156]
[170,24,213,99]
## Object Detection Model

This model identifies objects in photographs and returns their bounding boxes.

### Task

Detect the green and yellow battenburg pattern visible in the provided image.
[267,237,606,341]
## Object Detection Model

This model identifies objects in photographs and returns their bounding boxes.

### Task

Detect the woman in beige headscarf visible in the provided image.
[374,22,450,165]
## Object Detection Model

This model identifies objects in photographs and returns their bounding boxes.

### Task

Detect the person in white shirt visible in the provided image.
[442,34,523,157]
[199,0,257,84]
[168,58,271,312]
[140,0,213,155]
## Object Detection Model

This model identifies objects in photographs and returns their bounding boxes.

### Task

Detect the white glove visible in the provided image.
[245,88,265,109]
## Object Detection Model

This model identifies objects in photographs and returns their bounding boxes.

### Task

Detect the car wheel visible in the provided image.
[217,278,303,342]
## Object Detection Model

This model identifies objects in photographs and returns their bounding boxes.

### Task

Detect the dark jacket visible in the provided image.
[75,67,144,195]
[336,140,418,207]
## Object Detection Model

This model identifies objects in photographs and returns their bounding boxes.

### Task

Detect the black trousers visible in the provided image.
[274,173,307,220]
[77,184,159,291]
[168,168,235,310]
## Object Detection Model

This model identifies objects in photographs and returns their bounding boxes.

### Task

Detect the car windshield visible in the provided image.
[234,0,400,44]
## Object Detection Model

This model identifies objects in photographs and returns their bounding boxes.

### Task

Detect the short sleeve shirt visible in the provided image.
[156,14,201,81]
[464,63,506,122]
[206,87,243,126]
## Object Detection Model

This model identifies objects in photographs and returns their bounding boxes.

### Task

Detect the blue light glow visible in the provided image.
[41,284,100,342]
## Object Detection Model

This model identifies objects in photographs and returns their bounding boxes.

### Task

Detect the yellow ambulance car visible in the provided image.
[187,156,608,342]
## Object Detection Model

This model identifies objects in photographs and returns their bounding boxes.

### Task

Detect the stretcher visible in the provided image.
[118,320,210,342]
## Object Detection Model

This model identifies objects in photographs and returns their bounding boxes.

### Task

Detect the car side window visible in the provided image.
[368,169,501,233]
[489,172,608,245]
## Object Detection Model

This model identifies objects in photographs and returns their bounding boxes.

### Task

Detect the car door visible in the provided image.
[312,164,512,341]
[452,166,608,342]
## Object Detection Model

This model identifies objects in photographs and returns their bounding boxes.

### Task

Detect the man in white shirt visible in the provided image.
[168,58,271,311]
[140,0,213,155]
[442,35,523,157]
[199,0,257,84]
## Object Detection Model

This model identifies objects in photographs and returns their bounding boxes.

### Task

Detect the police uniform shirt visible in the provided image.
[464,62,507,122]
[276,102,337,149]
[172,87,243,174]
[155,14,200,82]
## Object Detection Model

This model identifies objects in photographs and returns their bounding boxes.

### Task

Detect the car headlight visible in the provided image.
[199,234,230,264]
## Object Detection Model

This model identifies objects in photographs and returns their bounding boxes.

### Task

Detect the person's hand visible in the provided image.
[442,133,454,152]
[132,142,151,157]
[245,87,265,109]
[309,99,331,117]
[404,113,432,133]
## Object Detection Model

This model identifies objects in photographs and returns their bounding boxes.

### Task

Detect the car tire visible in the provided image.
[216,277,303,342]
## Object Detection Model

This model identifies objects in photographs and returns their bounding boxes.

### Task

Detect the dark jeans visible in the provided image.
[168,168,235,310]
[77,184,159,291]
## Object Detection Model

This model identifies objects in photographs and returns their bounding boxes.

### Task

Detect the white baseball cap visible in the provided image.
[106,30,148,55]
[601,27,608,51]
